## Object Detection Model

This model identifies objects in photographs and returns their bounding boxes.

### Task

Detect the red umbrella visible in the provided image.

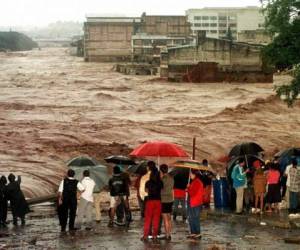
[130,141,189,158]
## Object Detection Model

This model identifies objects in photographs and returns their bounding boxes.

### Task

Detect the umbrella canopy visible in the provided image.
[274,147,300,172]
[171,159,213,171]
[275,147,300,159]
[70,165,109,192]
[67,156,99,167]
[170,168,190,190]
[130,141,189,158]
[229,142,264,157]
[169,166,215,190]
[104,155,136,165]
[127,161,148,175]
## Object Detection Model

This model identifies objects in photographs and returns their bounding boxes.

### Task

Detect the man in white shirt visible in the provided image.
[76,170,96,230]
[58,169,84,232]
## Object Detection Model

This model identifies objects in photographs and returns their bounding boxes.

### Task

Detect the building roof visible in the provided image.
[86,15,141,23]
[186,6,262,12]
[167,36,263,51]
[132,34,189,40]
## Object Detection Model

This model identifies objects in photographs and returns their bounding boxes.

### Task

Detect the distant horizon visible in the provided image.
[0,0,262,27]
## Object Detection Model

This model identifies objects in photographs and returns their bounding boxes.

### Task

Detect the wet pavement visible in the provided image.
[0,205,299,249]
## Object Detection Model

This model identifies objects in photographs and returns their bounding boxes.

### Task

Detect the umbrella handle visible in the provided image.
[188,168,191,184]
[186,168,191,208]
[245,155,249,169]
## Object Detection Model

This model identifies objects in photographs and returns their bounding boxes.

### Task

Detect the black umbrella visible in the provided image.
[274,147,300,172]
[229,142,264,157]
[275,147,300,159]
[105,155,136,165]
[169,167,215,189]
[67,156,99,167]
[169,168,189,190]
[127,161,148,175]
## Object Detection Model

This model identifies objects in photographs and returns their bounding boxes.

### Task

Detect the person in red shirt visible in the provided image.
[187,169,204,240]
[265,162,281,212]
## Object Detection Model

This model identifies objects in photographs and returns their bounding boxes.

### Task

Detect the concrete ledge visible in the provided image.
[207,209,300,229]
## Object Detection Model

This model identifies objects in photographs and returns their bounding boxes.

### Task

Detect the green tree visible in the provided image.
[261,0,300,106]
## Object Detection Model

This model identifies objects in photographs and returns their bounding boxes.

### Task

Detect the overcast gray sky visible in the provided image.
[1,0,262,27]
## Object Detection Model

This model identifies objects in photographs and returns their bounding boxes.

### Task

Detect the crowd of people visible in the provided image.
[0,174,29,227]
[1,154,298,243]
[57,160,210,241]
[57,155,300,242]
[231,157,300,216]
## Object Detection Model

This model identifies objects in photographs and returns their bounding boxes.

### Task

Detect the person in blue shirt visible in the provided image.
[231,159,247,214]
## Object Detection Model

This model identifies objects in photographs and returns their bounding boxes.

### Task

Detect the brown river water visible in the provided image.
[0,48,299,198]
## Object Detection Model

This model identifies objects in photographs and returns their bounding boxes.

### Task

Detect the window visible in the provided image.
[210,16,217,20]
[219,16,227,21]
[210,30,217,34]
[210,23,217,27]
[194,16,201,20]
[202,16,209,20]
[228,16,236,21]
[202,23,209,27]
[219,23,227,27]
[194,23,201,27]
[229,23,237,28]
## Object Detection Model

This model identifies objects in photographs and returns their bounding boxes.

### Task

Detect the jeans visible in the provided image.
[173,198,187,219]
[289,191,299,213]
[187,205,201,234]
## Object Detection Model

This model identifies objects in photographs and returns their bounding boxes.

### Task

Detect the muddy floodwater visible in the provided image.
[0,205,299,250]
[0,48,300,197]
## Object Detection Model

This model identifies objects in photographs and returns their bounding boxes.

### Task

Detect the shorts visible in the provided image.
[162,202,173,214]
[110,196,126,208]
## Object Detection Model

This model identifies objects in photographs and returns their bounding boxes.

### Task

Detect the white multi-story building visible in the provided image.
[186,6,265,40]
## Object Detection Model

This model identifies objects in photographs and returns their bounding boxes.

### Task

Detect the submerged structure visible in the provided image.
[83,12,272,83]
[161,32,273,83]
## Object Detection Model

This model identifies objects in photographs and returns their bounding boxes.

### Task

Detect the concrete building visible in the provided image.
[84,14,192,62]
[237,30,271,45]
[83,16,142,62]
[140,14,191,36]
[186,6,265,41]
[131,14,192,64]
